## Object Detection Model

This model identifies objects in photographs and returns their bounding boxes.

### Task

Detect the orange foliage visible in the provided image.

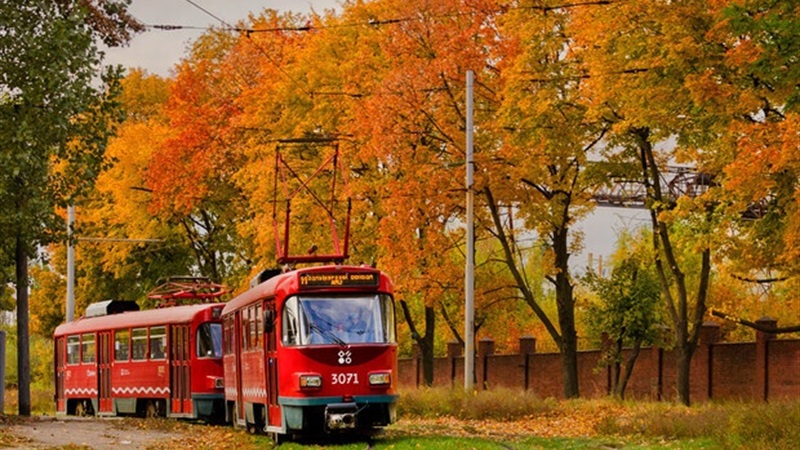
[146,56,241,216]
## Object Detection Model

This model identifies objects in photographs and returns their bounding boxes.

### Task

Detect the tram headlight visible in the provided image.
[368,371,391,387]
[208,376,224,389]
[214,377,224,389]
[299,374,323,389]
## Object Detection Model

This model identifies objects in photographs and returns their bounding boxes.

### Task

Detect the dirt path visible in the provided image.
[2,415,185,449]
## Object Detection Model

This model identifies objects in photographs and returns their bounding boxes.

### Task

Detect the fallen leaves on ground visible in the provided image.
[387,402,633,441]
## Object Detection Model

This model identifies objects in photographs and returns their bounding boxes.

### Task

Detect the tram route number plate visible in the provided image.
[331,373,360,385]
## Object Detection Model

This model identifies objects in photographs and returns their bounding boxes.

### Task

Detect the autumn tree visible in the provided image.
[479,1,614,398]
[223,10,345,276]
[208,1,496,385]
[145,30,254,285]
[700,0,800,284]
[570,0,739,405]
[0,0,139,415]
[583,231,662,398]
[330,0,505,385]
[29,69,205,326]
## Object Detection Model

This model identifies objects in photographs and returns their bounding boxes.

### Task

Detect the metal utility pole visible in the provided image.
[67,205,75,322]
[465,70,475,391]
[64,205,162,323]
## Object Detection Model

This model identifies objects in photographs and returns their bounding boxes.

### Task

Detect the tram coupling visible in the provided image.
[325,402,358,430]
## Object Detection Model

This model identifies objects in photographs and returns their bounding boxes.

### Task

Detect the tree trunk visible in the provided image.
[675,331,693,406]
[559,336,579,398]
[616,338,642,399]
[554,225,579,398]
[421,305,435,386]
[16,234,31,416]
[611,339,622,395]
[633,127,709,406]
[399,299,436,387]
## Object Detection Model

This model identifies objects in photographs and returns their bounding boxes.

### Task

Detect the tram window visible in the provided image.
[197,323,223,358]
[381,294,397,343]
[227,316,234,353]
[248,305,257,349]
[150,326,166,360]
[282,297,299,345]
[130,328,147,361]
[223,316,233,355]
[256,303,263,349]
[241,310,250,351]
[81,333,96,363]
[115,330,130,361]
[67,336,80,365]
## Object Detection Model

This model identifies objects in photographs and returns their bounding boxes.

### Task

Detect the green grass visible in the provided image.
[5,385,799,449]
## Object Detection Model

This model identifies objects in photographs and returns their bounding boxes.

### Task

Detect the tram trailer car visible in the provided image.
[54,301,225,420]
[222,264,397,440]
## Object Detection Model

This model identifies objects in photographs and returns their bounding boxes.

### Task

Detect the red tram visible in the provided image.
[54,300,225,420]
[222,264,397,440]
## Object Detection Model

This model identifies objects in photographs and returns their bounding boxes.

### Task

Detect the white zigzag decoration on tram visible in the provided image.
[111,386,170,395]
[64,388,98,396]
[241,387,267,399]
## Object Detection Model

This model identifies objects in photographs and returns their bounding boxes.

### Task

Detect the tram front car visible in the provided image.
[223,265,398,438]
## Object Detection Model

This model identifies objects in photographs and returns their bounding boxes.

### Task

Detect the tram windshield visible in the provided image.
[197,322,223,358]
[282,294,395,346]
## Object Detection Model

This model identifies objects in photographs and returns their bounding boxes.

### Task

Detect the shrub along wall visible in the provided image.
[398,319,800,402]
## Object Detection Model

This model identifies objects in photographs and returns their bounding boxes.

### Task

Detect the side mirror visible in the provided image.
[264,309,275,333]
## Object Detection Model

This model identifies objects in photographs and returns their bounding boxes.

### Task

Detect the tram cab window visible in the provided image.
[67,336,80,365]
[132,328,148,361]
[81,333,96,363]
[197,323,222,358]
[115,330,130,361]
[150,326,166,360]
[282,298,299,345]
[282,294,396,346]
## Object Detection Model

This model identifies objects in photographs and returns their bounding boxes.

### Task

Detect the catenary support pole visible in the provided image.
[67,204,75,322]
[0,329,5,413]
[465,70,475,391]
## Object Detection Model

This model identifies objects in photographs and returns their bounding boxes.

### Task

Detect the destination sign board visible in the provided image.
[299,271,379,288]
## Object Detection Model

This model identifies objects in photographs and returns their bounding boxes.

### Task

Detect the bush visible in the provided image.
[398,386,556,421]
[593,399,800,448]
[714,401,800,449]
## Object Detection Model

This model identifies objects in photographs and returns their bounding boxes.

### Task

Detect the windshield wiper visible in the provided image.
[308,322,348,347]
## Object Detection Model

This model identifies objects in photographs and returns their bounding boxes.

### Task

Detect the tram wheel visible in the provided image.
[145,400,159,418]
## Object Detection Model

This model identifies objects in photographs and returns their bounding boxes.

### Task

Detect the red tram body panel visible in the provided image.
[222,265,397,438]
[54,302,225,420]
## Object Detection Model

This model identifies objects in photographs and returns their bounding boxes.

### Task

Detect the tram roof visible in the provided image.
[53,303,224,336]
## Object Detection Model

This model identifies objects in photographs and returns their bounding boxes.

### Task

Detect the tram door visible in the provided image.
[265,301,280,427]
[233,312,244,425]
[55,337,65,412]
[170,325,191,414]
[98,331,113,413]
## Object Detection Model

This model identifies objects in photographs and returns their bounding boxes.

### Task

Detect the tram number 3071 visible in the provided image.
[331,373,359,385]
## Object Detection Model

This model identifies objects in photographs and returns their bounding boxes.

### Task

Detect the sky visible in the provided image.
[104,0,340,76]
[103,0,649,274]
